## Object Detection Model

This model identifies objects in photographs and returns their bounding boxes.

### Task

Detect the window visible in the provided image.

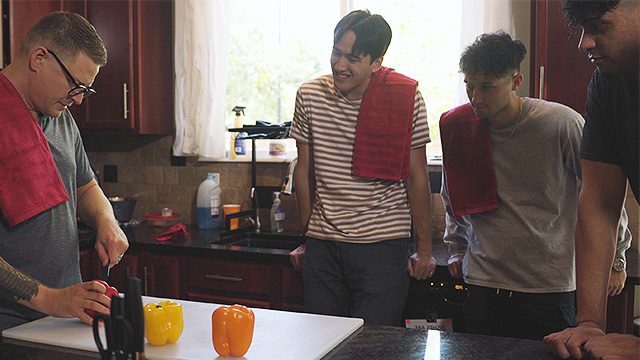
[227,0,466,158]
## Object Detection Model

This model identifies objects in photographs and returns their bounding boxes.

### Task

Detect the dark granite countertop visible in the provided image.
[81,223,639,283]
[80,224,454,269]
[0,325,555,360]
[326,326,555,360]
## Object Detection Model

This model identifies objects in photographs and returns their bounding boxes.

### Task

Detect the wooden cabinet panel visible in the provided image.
[69,0,172,134]
[281,267,304,306]
[186,259,271,297]
[79,248,96,282]
[7,0,62,63]
[140,253,180,299]
[108,254,139,291]
[532,0,595,114]
[187,292,271,310]
[7,0,172,134]
[71,0,133,131]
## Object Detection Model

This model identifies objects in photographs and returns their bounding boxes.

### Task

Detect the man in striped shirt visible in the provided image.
[289,10,436,326]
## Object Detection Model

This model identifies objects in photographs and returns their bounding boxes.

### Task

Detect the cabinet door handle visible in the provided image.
[143,265,148,295]
[123,83,129,119]
[205,274,243,283]
[538,66,545,99]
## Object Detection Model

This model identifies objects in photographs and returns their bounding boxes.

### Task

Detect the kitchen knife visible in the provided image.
[98,265,110,282]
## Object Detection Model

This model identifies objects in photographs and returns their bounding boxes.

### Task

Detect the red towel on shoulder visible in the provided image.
[440,103,498,217]
[352,67,417,181]
[0,73,69,227]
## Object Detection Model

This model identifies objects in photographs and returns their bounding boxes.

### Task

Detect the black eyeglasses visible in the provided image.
[47,49,96,99]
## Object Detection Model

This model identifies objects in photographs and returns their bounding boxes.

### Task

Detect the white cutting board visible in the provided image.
[2,296,363,360]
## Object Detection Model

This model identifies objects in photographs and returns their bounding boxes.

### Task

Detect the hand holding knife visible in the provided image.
[99,253,124,281]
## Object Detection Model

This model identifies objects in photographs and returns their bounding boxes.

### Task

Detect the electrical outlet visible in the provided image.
[211,173,220,185]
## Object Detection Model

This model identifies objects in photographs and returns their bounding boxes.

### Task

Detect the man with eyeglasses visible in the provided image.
[0,12,128,330]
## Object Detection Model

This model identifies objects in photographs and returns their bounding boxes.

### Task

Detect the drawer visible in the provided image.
[186,259,271,296]
[187,292,271,309]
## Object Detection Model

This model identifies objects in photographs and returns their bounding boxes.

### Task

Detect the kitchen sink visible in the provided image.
[214,232,301,251]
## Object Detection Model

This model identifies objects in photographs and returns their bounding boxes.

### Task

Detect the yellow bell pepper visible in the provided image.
[143,300,184,346]
[211,304,255,357]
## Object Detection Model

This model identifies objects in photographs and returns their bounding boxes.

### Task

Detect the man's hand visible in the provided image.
[583,333,639,360]
[25,281,112,325]
[543,323,606,359]
[607,270,626,297]
[448,255,464,278]
[94,216,129,267]
[290,244,305,271]
[408,252,436,280]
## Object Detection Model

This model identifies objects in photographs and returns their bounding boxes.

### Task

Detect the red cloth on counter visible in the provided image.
[156,223,189,242]
[352,67,418,181]
[0,73,69,227]
[439,103,498,217]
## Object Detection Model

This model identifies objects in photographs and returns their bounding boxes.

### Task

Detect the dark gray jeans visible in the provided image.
[303,237,410,327]
[464,284,576,340]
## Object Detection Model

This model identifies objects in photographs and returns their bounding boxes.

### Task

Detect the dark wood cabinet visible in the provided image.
[281,267,304,311]
[6,0,173,135]
[79,248,96,281]
[139,252,181,299]
[64,0,173,134]
[531,0,595,114]
[6,1,62,64]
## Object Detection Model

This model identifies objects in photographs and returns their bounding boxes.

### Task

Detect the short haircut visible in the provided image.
[562,0,620,33]
[333,9,392,61]
[23,11,107,66]
[459,31,527,78]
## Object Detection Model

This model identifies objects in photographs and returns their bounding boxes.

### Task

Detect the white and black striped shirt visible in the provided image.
[290,74,430,243]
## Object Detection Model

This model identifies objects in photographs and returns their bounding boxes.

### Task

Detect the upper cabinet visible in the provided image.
[531,0,596,115]
[6,0,173,135]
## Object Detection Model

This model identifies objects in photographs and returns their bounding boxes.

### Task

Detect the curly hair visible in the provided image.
[334,9,392,62]
[562,0,620,32]
[459,31,527,77]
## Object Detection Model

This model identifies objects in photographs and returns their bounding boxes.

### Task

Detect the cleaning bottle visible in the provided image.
[270,192,285,233]
[230,106,247,159]
[196,173,222,229]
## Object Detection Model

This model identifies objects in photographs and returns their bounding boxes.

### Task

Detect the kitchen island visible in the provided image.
[1,323,555,359]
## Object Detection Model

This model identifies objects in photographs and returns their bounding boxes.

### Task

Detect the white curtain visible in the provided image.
[173,0,230,159]
[457,0,518,103]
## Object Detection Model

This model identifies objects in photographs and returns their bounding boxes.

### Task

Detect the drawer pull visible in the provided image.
[206,274,244,283]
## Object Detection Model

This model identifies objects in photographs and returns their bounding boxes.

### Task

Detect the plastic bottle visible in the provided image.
[196,173,222,229]
[270,192,285,233]
[230,106,247,158]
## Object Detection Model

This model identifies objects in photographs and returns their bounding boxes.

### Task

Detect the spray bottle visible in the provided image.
[270,192,285,233]
[230,106,247,158]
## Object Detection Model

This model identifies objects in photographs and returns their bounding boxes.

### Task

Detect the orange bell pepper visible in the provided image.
[211,304,255,357]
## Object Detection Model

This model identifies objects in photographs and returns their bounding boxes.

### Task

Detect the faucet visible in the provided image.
[251,187,261,233]
[281,158,297,195]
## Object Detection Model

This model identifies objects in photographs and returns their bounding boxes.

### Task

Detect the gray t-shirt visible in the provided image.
[0,109,94,327]
[442,98,584,293]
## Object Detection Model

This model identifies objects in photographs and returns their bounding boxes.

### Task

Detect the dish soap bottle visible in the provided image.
[230,106,247,159]
[270,192,285,233]
[196,173,222,229]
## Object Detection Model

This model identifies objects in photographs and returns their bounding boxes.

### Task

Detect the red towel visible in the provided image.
[440,103,498,217]
[352,67,417,181]
[0,73,69,227]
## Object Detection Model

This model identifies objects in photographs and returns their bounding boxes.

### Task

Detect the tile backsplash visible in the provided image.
[87,135,638,249]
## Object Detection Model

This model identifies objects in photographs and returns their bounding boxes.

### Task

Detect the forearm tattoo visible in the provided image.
[0,257,40,301]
